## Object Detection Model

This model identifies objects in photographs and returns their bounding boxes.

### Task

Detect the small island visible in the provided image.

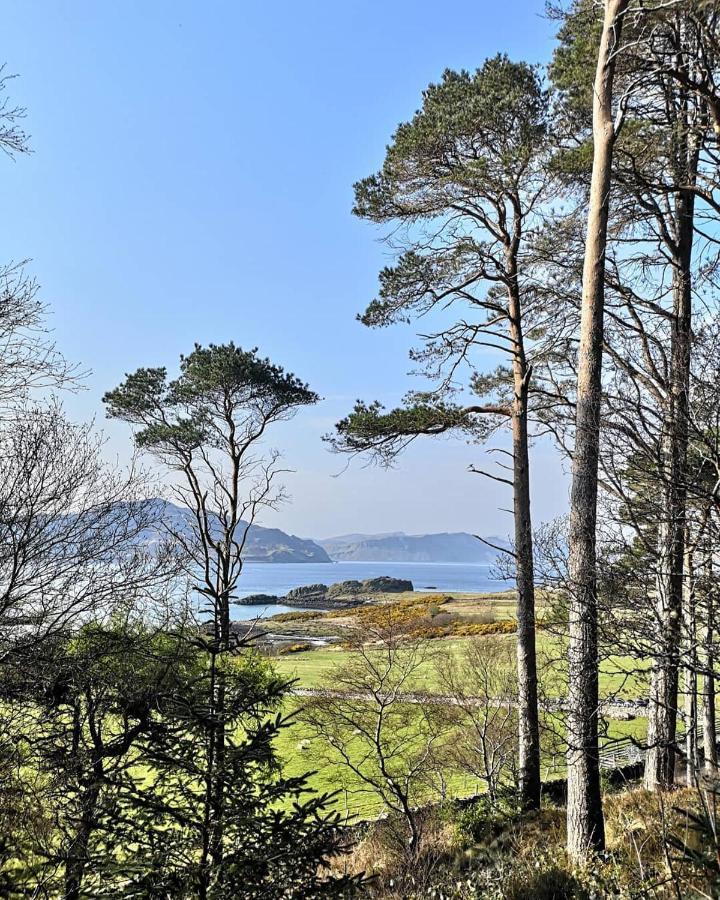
[236,575,414,610]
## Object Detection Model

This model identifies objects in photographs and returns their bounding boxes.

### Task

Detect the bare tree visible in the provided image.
[0,404,175,657]
[302,624,446,857]
[0,404,187,898]
[0,67,30,158]
[0,73,76,408]
[434,637,518,805]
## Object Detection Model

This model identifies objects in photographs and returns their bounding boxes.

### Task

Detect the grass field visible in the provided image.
[274,698,651,820]
[266,591,654,820]
[273,630,651,701]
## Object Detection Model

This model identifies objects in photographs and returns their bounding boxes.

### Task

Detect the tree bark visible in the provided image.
[205,579,232,892]
[507,258,541,812]
[703,562,718,775]
[64,773,102,900]
[199,564,233,896]
[644,186,695,793]
[64,785,101,900]
[63,703,103,900]
[682,542,698,786]
[566,0,629,859]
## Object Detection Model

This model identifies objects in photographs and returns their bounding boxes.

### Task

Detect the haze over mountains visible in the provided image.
[317,532,506,563]
[137,501,507,564]
[138,500,331,563]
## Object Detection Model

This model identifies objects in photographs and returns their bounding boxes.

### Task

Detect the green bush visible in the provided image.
[501,864,590,900]
[452,795,515,846]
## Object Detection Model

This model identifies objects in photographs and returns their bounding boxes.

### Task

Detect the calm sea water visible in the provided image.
[232,561,506,621]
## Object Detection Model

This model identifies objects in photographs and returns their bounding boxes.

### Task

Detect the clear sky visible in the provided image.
[2,0,569,539]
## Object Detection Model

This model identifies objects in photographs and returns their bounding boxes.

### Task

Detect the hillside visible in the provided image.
[318,531,508,563]
[138,500,332,563]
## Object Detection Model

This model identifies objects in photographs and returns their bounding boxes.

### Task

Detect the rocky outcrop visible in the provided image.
[283,584,332,607]
[326,577,411,597]
[359,576,412,593]
[326,580,363,598]
[286,584,329,600]
[238,593,280,605]
[238,584,344,610]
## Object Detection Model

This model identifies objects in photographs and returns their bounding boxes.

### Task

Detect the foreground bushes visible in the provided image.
[327,788,718,899]
[0,622,359,898]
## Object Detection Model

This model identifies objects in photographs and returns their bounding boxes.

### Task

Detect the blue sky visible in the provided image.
[2,0,568,538]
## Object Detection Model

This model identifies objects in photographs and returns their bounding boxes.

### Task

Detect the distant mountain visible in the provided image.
[240,525,331,563]
[317,532,509,563]
[138,500,331,564]
[320,531,405,543]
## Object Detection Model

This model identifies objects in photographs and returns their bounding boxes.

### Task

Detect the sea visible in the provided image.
[232,561,506,620]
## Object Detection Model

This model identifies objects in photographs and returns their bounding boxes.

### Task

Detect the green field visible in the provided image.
[267,593,654,821]
[275,699,484,821]
[273,630,651,701]
[274,696,650,820]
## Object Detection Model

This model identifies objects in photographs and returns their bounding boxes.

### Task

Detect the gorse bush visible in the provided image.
[279,641,313,654]
[271,611,324,623]
[328,596,517,642]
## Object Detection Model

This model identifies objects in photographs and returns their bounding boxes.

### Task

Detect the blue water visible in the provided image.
[232,561,506,621]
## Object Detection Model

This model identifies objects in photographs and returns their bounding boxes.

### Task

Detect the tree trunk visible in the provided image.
[507,253,541,812]
[566,0,629,858]
[682,543,698,786]
[199,580,231,897]
[64,781,102,900]
[207,582,231,891]
[64,703,103,900]
[644,186,695,792]
[398,790,420,858]
[703,563,718,776]
[511,395,541,811]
